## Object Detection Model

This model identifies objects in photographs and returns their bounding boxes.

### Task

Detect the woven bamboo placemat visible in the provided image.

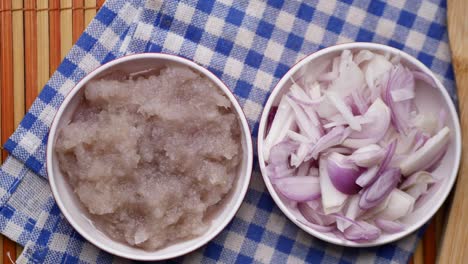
[0,1,444,263]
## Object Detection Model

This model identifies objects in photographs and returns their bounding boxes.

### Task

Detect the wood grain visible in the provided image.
[25,0,38,110]
[60,0,73,60]
[440,0,468,262]
[49,0,61,74]
[84,0,97,26]
[37,0,50,92]
[72,0,84,43]
[423,219,436,264]
[12,0,25,128]
[0,1,16,262]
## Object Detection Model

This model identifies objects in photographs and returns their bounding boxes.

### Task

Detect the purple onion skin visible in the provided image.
[359,168,401,210]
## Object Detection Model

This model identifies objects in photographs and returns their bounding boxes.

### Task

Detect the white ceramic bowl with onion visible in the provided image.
[257,42,461,247]
[47,53,253,260]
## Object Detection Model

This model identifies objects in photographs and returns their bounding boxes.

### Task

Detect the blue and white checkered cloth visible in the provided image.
[0,0,456,263]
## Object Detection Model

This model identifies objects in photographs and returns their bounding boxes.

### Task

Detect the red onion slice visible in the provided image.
[305,126,345,161]
[343,221,381,242]
[327,153,362,195]
[273,176,321,202]
[297,219,336,233]
[359,168,401,210]
[298,202,336,226]
[375,219,404,233]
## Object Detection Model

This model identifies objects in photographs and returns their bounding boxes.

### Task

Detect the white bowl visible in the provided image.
[257,42,461,247]
[47,53,253,261]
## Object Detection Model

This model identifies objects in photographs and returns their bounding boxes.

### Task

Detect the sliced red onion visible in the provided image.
[327,91,362,131]
[273,176,321,202]
[400,127,450,175]
[297,219,336,233]
[337,195,362,232]
[400,171,434,190]
[295,161,311,176]
[362,54,393,100]
[291,144,310,168]
[308,167,319,177]
[355,165,379,188]
[327,152,362,195]
[285,96,320,141]
[319,158,348,214]
[355,140,397,188]
[391,89,414,102]
[354,50,374,65]
[359,168,401,210]
[308,82,322,100]
[343,221,381,242]
[377,189,415,221]
[351,88,369,115]
[405,183,428,200]
[324,147,353,155]
[414,181,441,209]
[266,141,298,178]
[382,64,415,135]
[375,219,404,233]
[305,126,345,161]
[349,144,385,167]
[347,99,391,144]
[287,130,310,144]
[264,97,296,161]
[298,202,336,226]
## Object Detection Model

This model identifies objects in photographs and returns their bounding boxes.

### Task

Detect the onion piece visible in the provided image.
[400,127,450,176]
[354,50,374,65]
[391,89,414,102]
[264,97,296,161]
[375,219,404,233]
[359,168,401,210]
[376,189,415,221]
[400,171,435,190]
[319,158,348,214]
[273,176,321,202]
[297,219,336,233]
[305,126,345,161]
[362,54,393,99]
[382,64,415,135]
[266,141,298,179]
[355,165,379,188]
[327,91,362,131]
[349,144,385,167]
[309,82,321,100]
[298,202,336,226]
[337,195,362,232]
[343,221,381,242]
[287,130,310,144]
[348,98,391,140]
[327,153,362,195]
[405,183,428,200]
[295,161,311,177]
[285,96,321,142]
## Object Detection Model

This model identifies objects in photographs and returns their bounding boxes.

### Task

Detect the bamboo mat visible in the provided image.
[0,1,444,263]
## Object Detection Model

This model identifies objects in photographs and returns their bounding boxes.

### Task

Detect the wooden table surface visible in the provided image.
[0,1,449,263]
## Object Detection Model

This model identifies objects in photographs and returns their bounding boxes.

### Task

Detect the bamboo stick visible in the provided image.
[49,0,61,74]
[12,0,25,128]
[60,0,73,60]
[37,0,50,93]
[72,0,84,43]
[84,0,96,26]
[24,0,38,110]
[0,1,16,262]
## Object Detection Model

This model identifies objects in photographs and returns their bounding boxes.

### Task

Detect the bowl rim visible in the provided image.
[46,53,254,260]
[257,42,462,247]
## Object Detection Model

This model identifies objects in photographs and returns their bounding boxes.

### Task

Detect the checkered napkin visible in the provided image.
[0,0,456,263]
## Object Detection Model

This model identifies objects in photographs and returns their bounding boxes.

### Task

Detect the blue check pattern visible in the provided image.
[0,0,454,263]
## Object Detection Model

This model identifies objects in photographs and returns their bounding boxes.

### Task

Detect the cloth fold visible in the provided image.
[0,0,455,263]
